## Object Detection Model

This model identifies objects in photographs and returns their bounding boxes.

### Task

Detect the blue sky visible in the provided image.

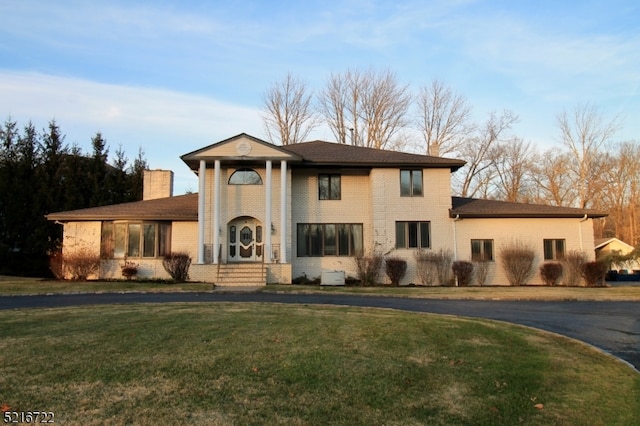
[1,0,639,194]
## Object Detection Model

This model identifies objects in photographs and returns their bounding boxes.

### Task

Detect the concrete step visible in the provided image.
[215,263,266,286]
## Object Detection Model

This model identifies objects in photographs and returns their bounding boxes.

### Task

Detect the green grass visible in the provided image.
[265,283,640,301]
[1,303,638,425]
[0,276,214,295]
[2,276,640,301]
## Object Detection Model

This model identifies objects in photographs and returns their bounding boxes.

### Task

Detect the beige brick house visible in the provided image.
[47,133,607,286]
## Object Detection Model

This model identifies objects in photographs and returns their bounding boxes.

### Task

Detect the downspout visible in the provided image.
[579,214,588,252]
[452,214,462,287]
[453,215,462,261]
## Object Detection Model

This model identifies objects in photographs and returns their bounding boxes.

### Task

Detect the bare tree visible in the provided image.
[598,141,640,245]
[318,68,411,149]
[454,110,518,198]
[318,69,363,145]
[417,79,474,156]
[530,149,576,207]
[262,73,318,145]
[490,137,536,202]
[360,69,412,149]
[556,102,622,208]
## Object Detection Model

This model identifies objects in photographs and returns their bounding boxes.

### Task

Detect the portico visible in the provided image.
[180,134,299,283]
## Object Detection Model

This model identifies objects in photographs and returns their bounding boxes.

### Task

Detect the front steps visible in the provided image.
[214,263,267,286]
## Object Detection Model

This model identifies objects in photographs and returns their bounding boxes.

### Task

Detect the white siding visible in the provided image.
[454,217,597,285]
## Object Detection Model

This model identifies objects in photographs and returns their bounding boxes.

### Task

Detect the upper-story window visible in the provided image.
[319,174,341,200]
[400,170,423,197]
[229,169,262,185]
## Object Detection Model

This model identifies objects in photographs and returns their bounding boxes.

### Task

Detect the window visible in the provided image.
[228,168,262,185]
[471,239,494,261]
[396,221,430,249]
[543,239,565,260]
[101,221,171,259]
[297,223,363,257]
[400,170,423,197]
[319,174,341,200]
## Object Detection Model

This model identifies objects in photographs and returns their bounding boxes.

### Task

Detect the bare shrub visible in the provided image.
[384,257,407,286]
[562,250,588,286]
[452,261,474,287]
[540,262,563,286]
[162,252,192,283]
[64,248,101,281]
[49,249,64,280]
[473,260,490,286]
[581,261,608,287]
[499,240,536,286]
[415,250,437,286]
[415,249,453,286]
[120,260,139,280]
[354,251,383,286]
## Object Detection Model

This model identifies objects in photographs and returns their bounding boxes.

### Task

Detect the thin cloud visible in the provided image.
[0,71,264,193]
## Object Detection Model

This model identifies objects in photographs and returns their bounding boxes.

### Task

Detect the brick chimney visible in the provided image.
[143,169,174,200]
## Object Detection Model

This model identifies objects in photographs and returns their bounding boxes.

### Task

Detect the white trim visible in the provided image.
[197,160,206,264]
[213,160,221,264]
[280,160,287,263]
[265,160,272,263]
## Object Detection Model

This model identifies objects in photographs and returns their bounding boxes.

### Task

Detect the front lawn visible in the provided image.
[2,276,640,301]
[0,303,638,425]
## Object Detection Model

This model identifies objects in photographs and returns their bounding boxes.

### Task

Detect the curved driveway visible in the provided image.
[1,292,638,371]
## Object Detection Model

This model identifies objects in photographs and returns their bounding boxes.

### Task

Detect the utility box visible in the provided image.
[321,270,345,286]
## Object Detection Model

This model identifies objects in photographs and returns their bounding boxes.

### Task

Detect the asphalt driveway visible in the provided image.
[1,292,638,371]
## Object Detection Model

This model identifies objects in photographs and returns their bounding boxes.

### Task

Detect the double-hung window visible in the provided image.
[543,239,565,260]
[395,221,430,249]
[471,239,494,261]
[400,170,423,197]
[319,174,341,200]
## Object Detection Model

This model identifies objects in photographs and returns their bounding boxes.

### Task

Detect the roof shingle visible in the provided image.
[46,194,198,222]
[450,197,607,219]
[283,141,465,170]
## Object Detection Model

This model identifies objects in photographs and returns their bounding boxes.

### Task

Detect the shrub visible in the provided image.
[49,249,64,280]
[385,257,407,286]
[499,240,536,286]
[452,261,474,287]
[354,251,383,286]
[64,248,101,281]
[414,249,453,286]
[582,261,608,287]
[562,250,588,286]
[162,252,192,283]
[120,260,139,280]
[540,262,563,286]
[473,260,490,286]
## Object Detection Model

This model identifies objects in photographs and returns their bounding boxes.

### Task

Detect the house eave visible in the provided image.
[449,212,608,219]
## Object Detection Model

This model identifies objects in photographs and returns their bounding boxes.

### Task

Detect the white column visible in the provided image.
[213,160,221,265]
[197,160,206,264]
[265,160,272,263]
[280,160,287,263]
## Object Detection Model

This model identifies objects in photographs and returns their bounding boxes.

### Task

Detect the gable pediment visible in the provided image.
[181,133,301,170]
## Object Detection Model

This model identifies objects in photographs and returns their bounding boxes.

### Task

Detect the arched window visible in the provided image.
[228,168,263,185]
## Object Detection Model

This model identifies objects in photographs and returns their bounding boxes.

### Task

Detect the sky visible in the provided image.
[1,0,639,194]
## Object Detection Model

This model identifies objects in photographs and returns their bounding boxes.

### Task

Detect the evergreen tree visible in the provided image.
[89,132,109,207]
[0,118,148,276]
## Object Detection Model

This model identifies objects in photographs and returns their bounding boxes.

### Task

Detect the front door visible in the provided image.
[228,218,263,262]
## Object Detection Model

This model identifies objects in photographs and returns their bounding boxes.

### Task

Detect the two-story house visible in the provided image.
[47,133,607,286]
